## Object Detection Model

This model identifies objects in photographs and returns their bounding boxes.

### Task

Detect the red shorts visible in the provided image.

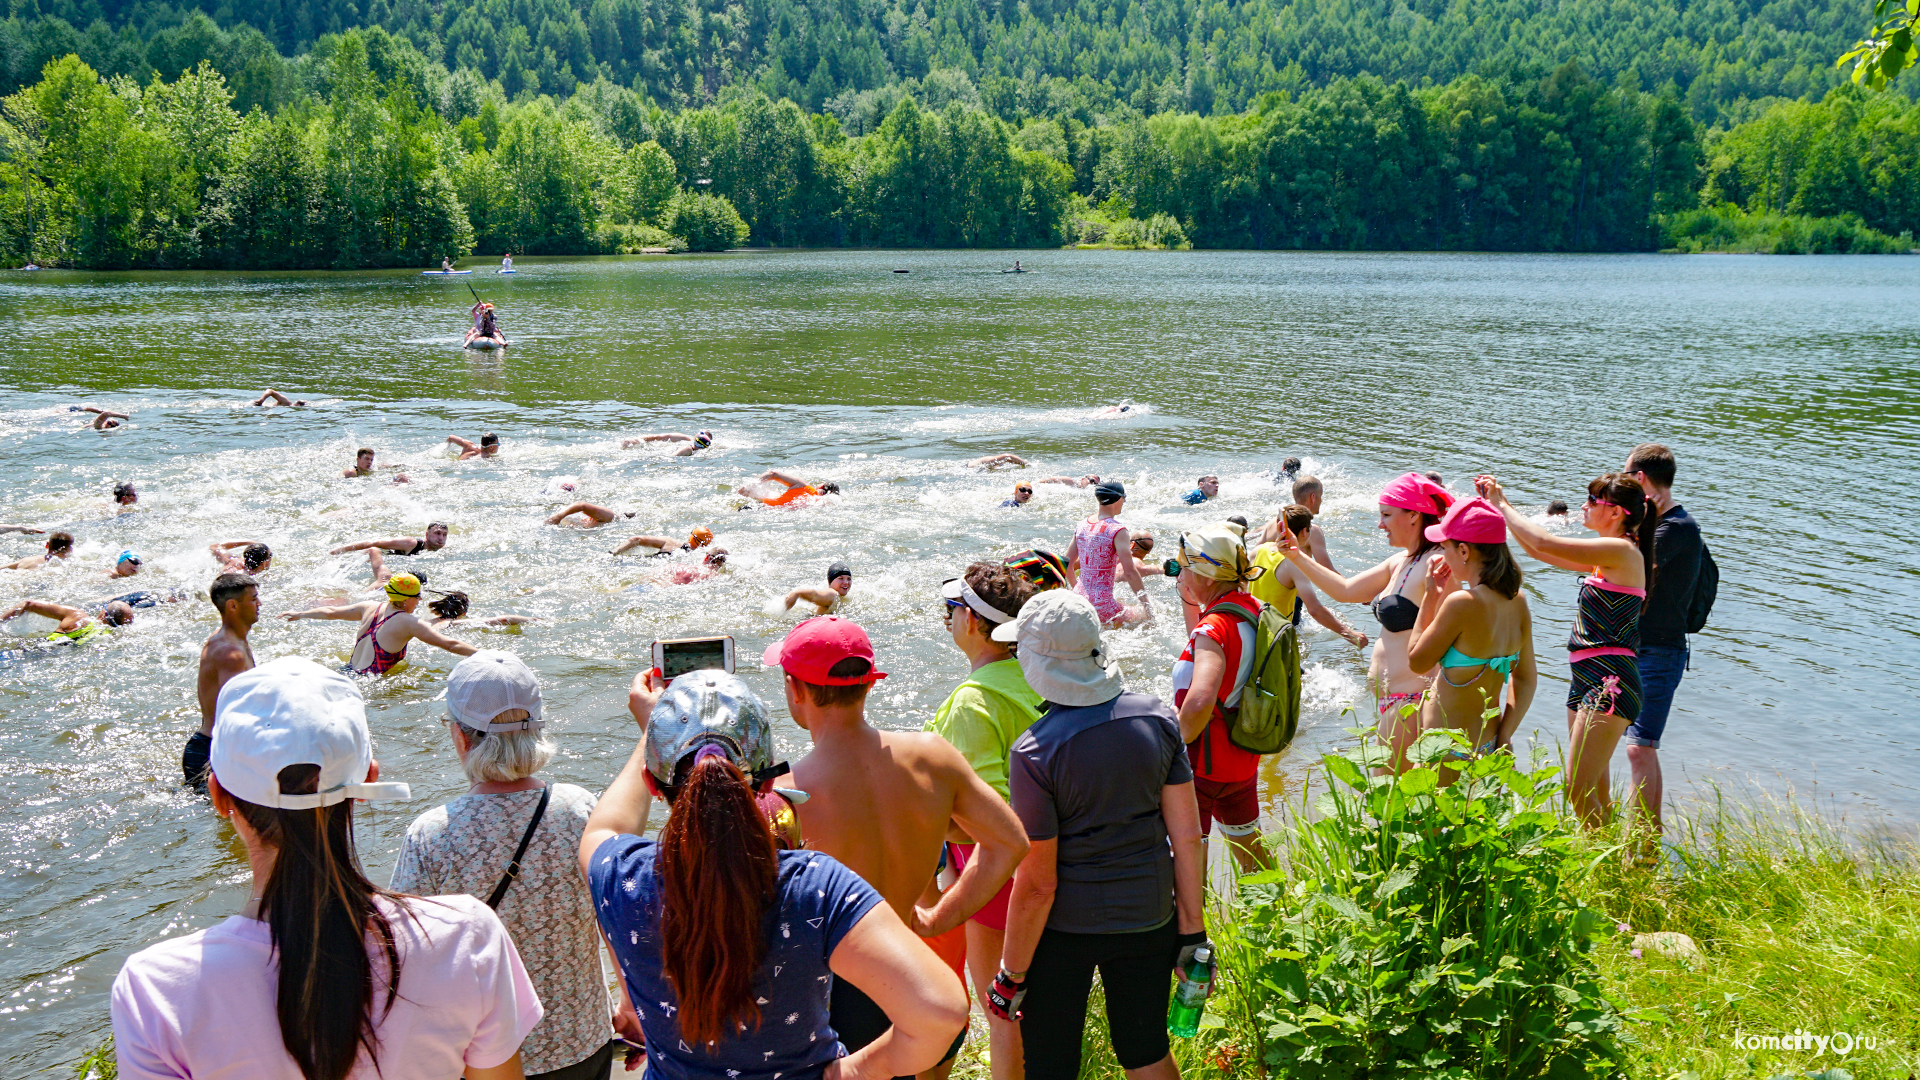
[946,842,1013,931]
[1193,776,1261,836]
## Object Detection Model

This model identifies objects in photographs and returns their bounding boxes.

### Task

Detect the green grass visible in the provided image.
[1658,204,1911,254]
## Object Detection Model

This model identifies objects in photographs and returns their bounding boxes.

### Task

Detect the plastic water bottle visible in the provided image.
[1167,945,1213,1038]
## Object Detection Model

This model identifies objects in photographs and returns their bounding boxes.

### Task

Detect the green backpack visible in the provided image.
[1203,599,1302,755]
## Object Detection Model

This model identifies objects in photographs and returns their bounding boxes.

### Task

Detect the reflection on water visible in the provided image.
[1,250,1916,1072]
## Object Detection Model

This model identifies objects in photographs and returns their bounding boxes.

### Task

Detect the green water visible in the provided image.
[1,249,1915,1072]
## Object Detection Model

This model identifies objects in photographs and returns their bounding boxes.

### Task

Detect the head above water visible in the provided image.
[242,543,272,572]
[428,591,470,619]
[1281,457,1302,478]
[827,560,852,588]
[703,548,728,567]
[687,527,714,549]
[1011,482,1033,502]
[1546,499,1569,517]
[113,481,137,505]
[1130,532,1155,555]
[693,429,713,450]
[100,601,135,627]
[47,531,73,555]
[817,481,841,495]
[479,433,499,448]
[1197,475,1220,495]
[385,572,422,605]
[425,522,449,548]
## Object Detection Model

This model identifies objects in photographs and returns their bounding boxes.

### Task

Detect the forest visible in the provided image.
[1,15,1915,267]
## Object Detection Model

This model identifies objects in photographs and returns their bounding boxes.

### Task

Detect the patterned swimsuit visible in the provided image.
[1566,575,1644,720]
[1073,515,1127,622]
[354,609,408,675]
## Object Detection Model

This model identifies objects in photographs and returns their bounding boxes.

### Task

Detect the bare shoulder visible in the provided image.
[884,730,971,773]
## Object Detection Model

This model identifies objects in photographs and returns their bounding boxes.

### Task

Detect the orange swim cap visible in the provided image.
[688,527,714,548]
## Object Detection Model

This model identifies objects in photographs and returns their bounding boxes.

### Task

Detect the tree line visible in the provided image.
[2,28,1915,269]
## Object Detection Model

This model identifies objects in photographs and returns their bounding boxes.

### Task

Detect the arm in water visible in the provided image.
[1,598,87,632]
[280,600,378,623]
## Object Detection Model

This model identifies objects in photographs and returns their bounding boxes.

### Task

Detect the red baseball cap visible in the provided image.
[762,616,888,685]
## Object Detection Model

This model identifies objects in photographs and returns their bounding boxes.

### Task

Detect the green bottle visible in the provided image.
[1167,945,1213,1038]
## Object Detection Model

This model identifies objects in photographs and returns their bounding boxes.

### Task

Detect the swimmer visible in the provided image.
[2,596,135,643]
[341,447,411,483]
[1277,457,1303,483]
[1065,479,1152,627]
[546,502,636,527]
[1000,482,1033,507]
[737,469,839,506]
[1128,533,1167,576]
[280,571,477,675]
[6,531,73,570]
[210,540,272,576]
[1091,400,1136,418]
[188,572,258,786]
[973,453,1028,469]
[106,550,141,579]
[79,406,129,431]
[1036,473,1099,488]
[251,389,306,407]
[113,482,138,510]
[1181,475,1220,505]
[422,590,535,629]
[783,561,852,613]
[446,433,500,460]
[647,548,727,586]
[1426,471,1446,487]
[610,526,713,556]
[0,524,45,535]
[331,523,449,557]
[621,430,713,456]
[1547,500,1570,517]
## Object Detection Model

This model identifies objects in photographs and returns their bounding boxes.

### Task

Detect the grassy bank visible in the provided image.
[70,748,1920,1080]
[1659,205,1912,254]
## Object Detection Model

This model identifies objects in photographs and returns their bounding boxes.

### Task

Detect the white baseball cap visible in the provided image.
[211,656,411,810]
[446,650,545,732]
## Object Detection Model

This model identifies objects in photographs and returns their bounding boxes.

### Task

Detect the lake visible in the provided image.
[1,249,1914,1073]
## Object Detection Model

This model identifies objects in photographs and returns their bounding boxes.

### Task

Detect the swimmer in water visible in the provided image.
[332,523,449,557]
[210,541,272,576]
[1128,533,1167,576]
[341,447,411,483]
[973,453,1028,469]
[1277,457,1303,483]
[106,550,141,579]
[546,502,637,527]
[646,548,727,586]
[622,430,714,456]
[446,433,500,460]
[0,524,45,535]
[1000,482,1033,507]
[737,469,839,506]
[280,571,477,675]
[1,596,136,643]
[783,561,852,614]
[251,389,306,407]
[1546,500,1570,517]
[1181,475,1220,505]
[113,482,138,510]
[1037,473,1100,488]
[6,531,72,570]
[610,526,713,557]
[1091,400,1136,418]
[422,590,535,629]
[79,406,130,430]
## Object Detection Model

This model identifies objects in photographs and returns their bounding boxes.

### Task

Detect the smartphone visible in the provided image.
[653,635,735,680]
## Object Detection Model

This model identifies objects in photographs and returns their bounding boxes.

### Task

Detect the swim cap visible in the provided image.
[694,430,713,449]
[117,549,141,566]
[1094,479,1126,504]
[386,573,422,601]
[827,560,852,585]
[688,527,714,548]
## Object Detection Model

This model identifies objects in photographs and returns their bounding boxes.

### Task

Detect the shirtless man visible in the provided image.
[210,540,272,576]
[621,430,712,456]
[973,453,1028,469]
[187,573,259,788]
[77,406,129,430]
[737,469,841,505]
[331,523,448,557]
[546,502,636,527]
[342,447,411,483]
[447,433,500,460]
[763,616,1028,1080]
[280,571,477,675]
[783,561,852,614]
[1260,474,1336,570]
[609,527,712,556]
[251,389,306,407]
[7,531,73,570]
[1,596,135,640]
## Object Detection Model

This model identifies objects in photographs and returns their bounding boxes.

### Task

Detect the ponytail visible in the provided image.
[232,764,405,1080]
[658,753,779,1047]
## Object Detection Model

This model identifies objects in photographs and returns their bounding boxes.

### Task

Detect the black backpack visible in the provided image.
[1685,542,1717,635]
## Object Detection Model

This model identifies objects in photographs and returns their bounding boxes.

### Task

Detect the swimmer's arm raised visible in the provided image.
[91,410,129,429]
[478,614,535,626]
[784,586,837,612]
[330,537,416,555]
[1480,476,1641,580]
[2,598,83,627]
[760,469,807,489]
[280,602,375,622]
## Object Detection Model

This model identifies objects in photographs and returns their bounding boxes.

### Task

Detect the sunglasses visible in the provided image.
[1015,487,1032,494]
[941,597,965,623]
[1586,495,1619,509]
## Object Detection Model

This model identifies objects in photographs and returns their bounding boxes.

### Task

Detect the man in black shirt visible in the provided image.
[1623,443,1703,838]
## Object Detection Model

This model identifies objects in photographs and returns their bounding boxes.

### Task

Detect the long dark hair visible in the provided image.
[1412,511,1444,558]
[658,753,779,1047]
[1588,474,1656,590]
[1468,542,1523,599]
[231,764,406,1080]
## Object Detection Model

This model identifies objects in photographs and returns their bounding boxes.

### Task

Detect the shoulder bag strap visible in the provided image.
[486,784,553,910]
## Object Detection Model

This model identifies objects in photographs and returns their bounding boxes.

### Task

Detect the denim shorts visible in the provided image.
[1627,643,1689,748]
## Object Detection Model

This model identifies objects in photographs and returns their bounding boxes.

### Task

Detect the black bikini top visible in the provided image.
[1372,560,1421,633]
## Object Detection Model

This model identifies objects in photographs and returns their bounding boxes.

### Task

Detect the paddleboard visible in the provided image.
[423,270,474,275]
[465,336,507,350]
[498,269,518,274]
[1000,269,1028,274]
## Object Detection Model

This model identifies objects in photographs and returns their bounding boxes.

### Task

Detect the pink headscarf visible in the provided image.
[1380,472,1454,517]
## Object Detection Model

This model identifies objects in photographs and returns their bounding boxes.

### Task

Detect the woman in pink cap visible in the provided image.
[1406,497,1537,770]
[1478,473,1653,828]
[1276,471,1453,771]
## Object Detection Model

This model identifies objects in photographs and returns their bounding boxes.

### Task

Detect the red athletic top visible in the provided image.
[1172,591,1260,782]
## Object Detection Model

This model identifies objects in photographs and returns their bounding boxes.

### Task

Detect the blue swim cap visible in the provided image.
[117,550,141,566]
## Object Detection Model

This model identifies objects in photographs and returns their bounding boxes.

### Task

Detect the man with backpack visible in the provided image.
[1170,522,1300,874]
[1623,443,1716,838]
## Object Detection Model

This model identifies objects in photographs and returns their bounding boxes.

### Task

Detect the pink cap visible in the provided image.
[1380,472,1455,517]
[763,616,889,686]
[1424,496,1506,544]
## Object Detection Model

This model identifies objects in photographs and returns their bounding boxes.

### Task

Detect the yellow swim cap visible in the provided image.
[386,573,422,601]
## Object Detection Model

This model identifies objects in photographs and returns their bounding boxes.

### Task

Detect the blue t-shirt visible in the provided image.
[590,836,884,1080]
[1181,489,1208,505]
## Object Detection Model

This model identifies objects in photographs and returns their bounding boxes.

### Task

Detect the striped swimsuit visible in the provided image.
[1566,575,1644,721]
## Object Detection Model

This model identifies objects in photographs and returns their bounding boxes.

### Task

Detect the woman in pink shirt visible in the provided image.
[110,657,543,1080]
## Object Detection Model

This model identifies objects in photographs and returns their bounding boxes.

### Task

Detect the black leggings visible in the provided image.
[1020,920,1178,1079]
